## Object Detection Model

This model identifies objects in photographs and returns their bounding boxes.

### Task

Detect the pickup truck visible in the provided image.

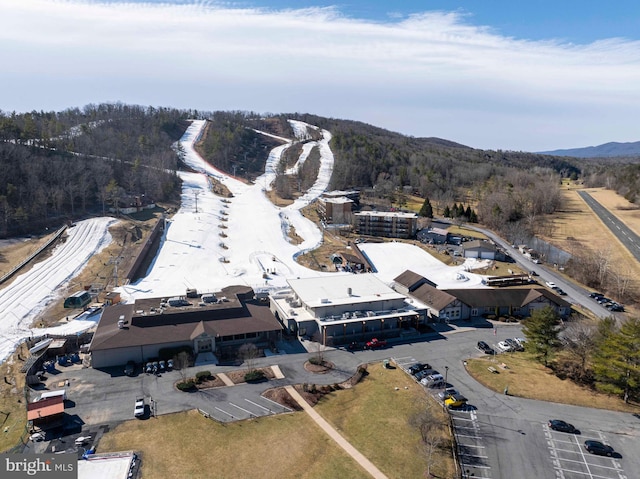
[134,397,145,418]
[365,338,387,349]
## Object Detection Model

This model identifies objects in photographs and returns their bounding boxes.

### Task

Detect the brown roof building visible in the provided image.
[89,286,282,368]
[393,269,571,322]
[27,396,65,429]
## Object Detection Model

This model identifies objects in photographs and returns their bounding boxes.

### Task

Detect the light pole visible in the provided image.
[444,365,449,388]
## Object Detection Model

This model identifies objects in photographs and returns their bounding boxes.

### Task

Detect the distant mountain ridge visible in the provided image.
[539,141,640,158]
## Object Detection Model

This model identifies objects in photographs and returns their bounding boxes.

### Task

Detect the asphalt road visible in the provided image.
[29,326,640,479]
[466,223,617,319]
[578,190,640,263]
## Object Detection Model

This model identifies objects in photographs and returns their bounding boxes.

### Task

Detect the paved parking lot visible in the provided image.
[544,425,626,479]
[389,330,639,479]
[25,325,640,479]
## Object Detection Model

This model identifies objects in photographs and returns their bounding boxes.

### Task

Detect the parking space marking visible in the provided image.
[544,425,627,479]
[261,395,293,412]
[214,406,236,419]
[229,402,255,417]
[393,356,416,367]
[245,398,271,413]
[454,425,479,431]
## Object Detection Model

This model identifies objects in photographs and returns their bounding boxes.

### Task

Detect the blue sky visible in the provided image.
[242,1,640,43]
[1,0,640,151]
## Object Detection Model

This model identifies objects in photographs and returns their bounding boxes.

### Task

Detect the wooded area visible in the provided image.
[1,103,639,242]
[0,104,190,236]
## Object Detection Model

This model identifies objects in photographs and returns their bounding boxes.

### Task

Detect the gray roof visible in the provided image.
[462,239,497,252]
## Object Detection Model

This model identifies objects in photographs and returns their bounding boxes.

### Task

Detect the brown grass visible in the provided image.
[99,410,369,479]
[466,353,640,413]
[315,363,455,479]
[0,344,29,453]
[542,186,640,312]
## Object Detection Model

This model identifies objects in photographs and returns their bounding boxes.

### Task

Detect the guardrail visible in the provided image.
[0,225,68,286]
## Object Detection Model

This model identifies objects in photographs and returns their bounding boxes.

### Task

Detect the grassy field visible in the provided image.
[99,410,369,479]
[544,186,640,308]
[314,363,455,479]
[466,353,640,413]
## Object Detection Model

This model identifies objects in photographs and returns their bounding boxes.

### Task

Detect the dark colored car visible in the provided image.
[477,341,494,354]
[555,288,567,296]
[548,419,579,434]
[408,363,432,375]
[589,292,604,299]
[124,360,136,377]
[607,303,625,312]
[584,440,614,456]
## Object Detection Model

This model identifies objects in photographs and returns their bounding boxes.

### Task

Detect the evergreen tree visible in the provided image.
[419,198,433,218]
[465,206,472,220]
[522,306,562,366]
[443,205,451,218]
[592,317,640,403]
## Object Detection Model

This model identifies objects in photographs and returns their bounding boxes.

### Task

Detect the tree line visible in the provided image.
[523,307,640,403]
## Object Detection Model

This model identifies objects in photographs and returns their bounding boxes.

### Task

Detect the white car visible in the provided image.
[545,281,557,289]
[514,337,527,346]
[496,341,513,352]
[134,397,145,417]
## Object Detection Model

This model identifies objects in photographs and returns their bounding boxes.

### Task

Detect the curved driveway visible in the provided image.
[41,326,640,479]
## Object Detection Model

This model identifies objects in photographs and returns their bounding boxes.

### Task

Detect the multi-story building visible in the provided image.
[317,197,354,224]
[269,274,427,346]
[354,211,418,239]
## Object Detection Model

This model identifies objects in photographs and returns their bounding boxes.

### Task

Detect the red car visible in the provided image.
[365,338,387,349]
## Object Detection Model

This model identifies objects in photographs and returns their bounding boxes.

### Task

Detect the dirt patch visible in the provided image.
[262,387,303,411]
[225,367,276,385]
[303,360,335,374]
[196,376,226,389]
[210,177,234,198]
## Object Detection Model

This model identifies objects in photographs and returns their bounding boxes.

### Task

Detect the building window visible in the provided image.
[471,308,478,317]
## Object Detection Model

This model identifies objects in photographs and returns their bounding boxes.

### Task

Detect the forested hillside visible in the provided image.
[1,103,639,241]
[0,104,191,236]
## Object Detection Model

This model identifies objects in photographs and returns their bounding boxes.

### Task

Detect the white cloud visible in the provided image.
[1,0,640,150]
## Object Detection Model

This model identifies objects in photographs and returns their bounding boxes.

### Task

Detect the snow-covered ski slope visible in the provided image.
[120,119,336,301]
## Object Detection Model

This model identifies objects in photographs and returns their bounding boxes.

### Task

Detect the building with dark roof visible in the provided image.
[446,287,571,320]
[393,270,571,322]
[89,286,282,368]
[392,270,437,294]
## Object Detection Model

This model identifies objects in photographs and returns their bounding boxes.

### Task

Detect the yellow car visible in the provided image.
[444,393,467,409]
